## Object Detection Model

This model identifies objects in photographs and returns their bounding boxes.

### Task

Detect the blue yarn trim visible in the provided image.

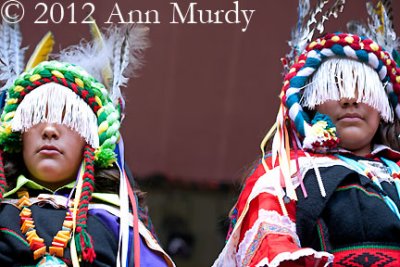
[294,114,305,136]
[331,44,345,56]
[286,93,300,109]
[376,59,384,73]
[389,92,398,108]
[305,57,321,68]
[382,76,390,83]
[355,49,369,63]
[290,76,308,88]
[311,112,335,128]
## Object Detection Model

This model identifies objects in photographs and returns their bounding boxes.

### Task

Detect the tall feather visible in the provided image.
[57,35,113,84]
[57,22,149,107]
[89,17,113,89]
[347,1,398,55]
[382,0,393,22]
[287,0,311,71]
[110,25,149,108]
[284,0,345,72]
[313,0,346,34]
[0,22,26,92]
[25,32,54,71]
[0,23,11,82]
[304,0,330,41]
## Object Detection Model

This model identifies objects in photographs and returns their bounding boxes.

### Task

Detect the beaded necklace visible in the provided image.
[336,154,400,220]
[17,190,73,266]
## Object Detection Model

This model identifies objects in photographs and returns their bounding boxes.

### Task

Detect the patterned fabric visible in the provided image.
[213,147,400,267]
[333,245,400,267]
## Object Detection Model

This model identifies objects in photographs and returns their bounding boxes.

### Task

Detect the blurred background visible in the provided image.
[17,0,400,266]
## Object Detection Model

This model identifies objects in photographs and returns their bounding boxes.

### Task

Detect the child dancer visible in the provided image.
[214,1,400,266]
[0,22,175,266]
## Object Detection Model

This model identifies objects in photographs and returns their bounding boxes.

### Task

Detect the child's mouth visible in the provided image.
[38,145,61,155]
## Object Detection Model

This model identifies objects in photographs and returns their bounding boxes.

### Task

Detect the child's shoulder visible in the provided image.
[240,151,343,197]
[250,151,339,178]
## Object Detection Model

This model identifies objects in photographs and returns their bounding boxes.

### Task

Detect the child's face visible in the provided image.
[316,97,381,156]
[22,122,86,190]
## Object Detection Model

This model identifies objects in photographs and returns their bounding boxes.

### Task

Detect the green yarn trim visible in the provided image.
[336,184,383,200]
[0,228,29,247]
[95,148,116,168]
[332,244,400,253]
[0,61,121,166]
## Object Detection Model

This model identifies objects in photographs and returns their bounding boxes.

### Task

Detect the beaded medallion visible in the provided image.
[37,254,68,267]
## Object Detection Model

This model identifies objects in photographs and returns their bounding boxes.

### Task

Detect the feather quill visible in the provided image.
[25,32,54,71]
[314,0,346,34]
[89,17,113,89]
[288,0,311,62]
[347,1,398,54]
[304,0,329,41]
[57,36,113,84]
[0,23,11,82]
[285,0,345,71]
[57,22,149,104]
[110,25,149,108]
[0,22,26,91]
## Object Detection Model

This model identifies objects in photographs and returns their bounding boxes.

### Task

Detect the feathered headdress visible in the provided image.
[0,23,27,92]
[0,19,149,266]
[262,0,400,214]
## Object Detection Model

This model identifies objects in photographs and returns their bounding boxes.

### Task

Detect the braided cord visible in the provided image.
[0,150,6,201]
[282,33,400,139]
[0,61,121,167]
[74,144,96,263]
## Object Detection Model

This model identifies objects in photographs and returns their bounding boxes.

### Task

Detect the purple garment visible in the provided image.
[89,208,168,267]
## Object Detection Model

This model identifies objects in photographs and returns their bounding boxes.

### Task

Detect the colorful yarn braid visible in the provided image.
[0,61,121,168]
[282,32,400,152]
[75,145,96,263]
[0,61,123,263]
[0,150,6,201]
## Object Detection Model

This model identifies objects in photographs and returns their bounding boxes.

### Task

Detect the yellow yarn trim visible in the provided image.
[75,78,84,88]
[14,85,25,92]
[98,121,108,135]
[95,96,102,107]
[4,111,15,122]
[51,70,65,79]
[1,123,12,135]
[96,107,105,117]
[370,43,379,51]
[331,36,340,42]
[29,74,42,82]
[344,36,354,44]
[6,98,18,105]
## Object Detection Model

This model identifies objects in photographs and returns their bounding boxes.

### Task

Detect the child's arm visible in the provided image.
[214,160,333,267]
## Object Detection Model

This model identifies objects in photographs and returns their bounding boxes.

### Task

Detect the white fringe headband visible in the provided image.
[301,57,393,122]
[11,83,99,148]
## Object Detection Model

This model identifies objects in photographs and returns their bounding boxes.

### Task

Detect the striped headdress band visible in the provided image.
[0,61,121,168]
[282,32,400,151]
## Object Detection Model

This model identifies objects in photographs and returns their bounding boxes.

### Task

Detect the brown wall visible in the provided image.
[17,0,400,184]
[13,1,400,265]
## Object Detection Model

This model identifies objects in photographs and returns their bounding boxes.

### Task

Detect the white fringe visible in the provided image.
[301,58,393,122]
[11,83,99,148]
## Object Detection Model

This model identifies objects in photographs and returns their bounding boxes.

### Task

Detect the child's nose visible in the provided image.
[339,97,358,107]
[41,123,60,140]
